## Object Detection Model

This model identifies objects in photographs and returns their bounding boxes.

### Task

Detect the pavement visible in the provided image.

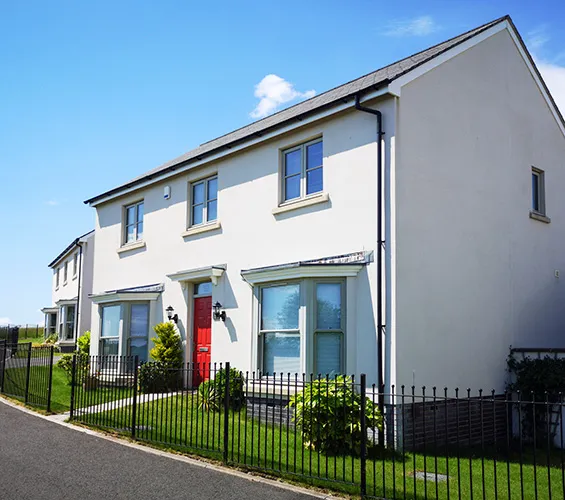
[0,399,332,500]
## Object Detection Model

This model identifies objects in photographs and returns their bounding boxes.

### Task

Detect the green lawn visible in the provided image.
[2,365,132,413]
[75,395,565,499]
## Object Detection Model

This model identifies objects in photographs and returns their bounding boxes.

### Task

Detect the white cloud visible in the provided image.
[383,16,438,37]
[250,74,316,119]
[525,26,565,116]
[0,317,12,326]
[45,199,60,206]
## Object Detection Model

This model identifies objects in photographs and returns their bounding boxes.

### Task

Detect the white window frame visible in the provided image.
[531,167,546,215]
[55,268,60,289]
[100,303,123,357]
[281,138,323,203]
[73,253,78,278]
[189,175,218,227]
[63,261,68,285]
[123,200,144,244]
[64,304,76,341]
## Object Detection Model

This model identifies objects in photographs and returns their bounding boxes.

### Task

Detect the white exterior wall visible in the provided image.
[394,29,565,392]
[91,101,395,382]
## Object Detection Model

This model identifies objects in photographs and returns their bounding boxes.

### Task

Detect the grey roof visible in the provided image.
[241,251,373,276]
[48,229,95,268]
[85,16,511,205]
[104,283,164,295]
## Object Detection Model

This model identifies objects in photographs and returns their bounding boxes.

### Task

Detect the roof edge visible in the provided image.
[48,230,94,268]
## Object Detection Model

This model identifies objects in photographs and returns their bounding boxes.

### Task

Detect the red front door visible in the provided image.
[192,296,212,386]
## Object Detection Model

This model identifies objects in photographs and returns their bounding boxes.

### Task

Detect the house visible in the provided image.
[83,15,565,393]
[42,230,95,352]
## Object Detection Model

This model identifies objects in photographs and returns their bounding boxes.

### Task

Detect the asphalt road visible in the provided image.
[0,401,315,500]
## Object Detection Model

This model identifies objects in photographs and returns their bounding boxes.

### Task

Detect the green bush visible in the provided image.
[150,322,183,368]
[45,333,58,345]
[77,331,91,355]
[139,362,181,393]
[56,354,74,383]
[288,376,383,456]
[197,366,246,412]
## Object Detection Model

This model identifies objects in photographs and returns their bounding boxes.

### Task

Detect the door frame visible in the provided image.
[187,281,213,386]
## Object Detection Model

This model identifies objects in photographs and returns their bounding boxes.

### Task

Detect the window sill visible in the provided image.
[181,220,221,238]
[117,240,146,254]
[272,192,330,215]
[530,211,551,224]
[63,281,68,286]
[72,274,77,281]
[55,286,60,291]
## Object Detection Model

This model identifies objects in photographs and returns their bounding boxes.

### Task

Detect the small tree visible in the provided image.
[77,331,91,356]
[150,322,183,368]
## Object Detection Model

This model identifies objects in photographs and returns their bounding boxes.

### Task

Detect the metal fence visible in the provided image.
[69,355,565,499]
[0,341,55,411]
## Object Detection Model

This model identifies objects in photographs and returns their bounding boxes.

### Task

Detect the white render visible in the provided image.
[42,230,95,349]
[85,19,565,392]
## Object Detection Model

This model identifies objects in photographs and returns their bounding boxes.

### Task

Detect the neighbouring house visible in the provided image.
[41,230,95,352]
[83,15,565,393]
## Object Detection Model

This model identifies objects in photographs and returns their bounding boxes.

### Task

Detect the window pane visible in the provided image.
[194,282,213,295]
[284,149,301,176]
[532,173,539,211]
[261,284,299,330]
[316,283,341,330]
[193,182,205,204]
[101,338,119,356]
[130,304,149,338]
[130,338,148,363]
[284,175,301,201]
[101,305,121,337]
[264,332,300,374]
[137,202,144,223]
[316,333,341,375]
[207,177,218,200]
[306,168,323,195]
[207,200,217,221]
[136,221,143,240]
[126,224,135,243]
[192,204,204,225]
[127,206,136,225]
[306,141,323,170]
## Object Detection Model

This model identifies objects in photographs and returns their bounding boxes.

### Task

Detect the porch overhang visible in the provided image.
[89,283,164,304]
[240,251,373,285]
[167,265,226,286]
[41,307,59,314]
[55,298,78,307]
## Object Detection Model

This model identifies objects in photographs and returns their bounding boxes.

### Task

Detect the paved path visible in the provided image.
[0,400,320,500]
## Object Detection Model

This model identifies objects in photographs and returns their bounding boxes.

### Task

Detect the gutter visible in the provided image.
[354,94,385,394]
[74,241,84,343]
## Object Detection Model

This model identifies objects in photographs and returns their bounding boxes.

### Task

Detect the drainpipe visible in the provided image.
[75,241,84,345]
[354,94,385,395]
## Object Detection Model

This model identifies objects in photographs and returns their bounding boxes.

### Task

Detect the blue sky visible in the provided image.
[1,1,564,325]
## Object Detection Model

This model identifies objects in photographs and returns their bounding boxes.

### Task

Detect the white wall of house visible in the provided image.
[90,100,396,383]
[393,28,565,392]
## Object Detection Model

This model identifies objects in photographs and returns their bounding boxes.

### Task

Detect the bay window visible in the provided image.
[101,304,121,356]
[128,303,149,362]
[258,280,345,376]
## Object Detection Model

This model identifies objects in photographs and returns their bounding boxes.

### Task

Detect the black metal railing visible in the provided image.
[69,355,565,499]
[0,341,55,411]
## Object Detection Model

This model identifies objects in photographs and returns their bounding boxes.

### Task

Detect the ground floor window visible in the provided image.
[100,302,150,361]
[57,304,76,341]
[46,313,57,336]
[258,280,345,376]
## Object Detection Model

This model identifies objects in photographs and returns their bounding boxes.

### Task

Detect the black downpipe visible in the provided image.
[354,94,385,398]
[75,242,84,344]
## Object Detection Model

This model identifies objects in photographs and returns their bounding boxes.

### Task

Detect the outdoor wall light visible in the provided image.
[213,302,226,322]
[166,305,178,324]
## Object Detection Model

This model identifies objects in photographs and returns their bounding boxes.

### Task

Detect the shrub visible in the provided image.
[45,333,58,345]
[56,354,75,383]
[149,322,183,368]
[288,376,383,455]
[139,362,182,393]
[77,331,91,355]
[197,366,246,412]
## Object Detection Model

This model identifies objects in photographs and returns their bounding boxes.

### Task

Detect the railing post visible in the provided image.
[47,346,54,413]
[131,356,139,439]
[360,373,367,497]
[70,354,77,419]
[24,345,32,404]
[0,340,6,393]
[223,361,230,463]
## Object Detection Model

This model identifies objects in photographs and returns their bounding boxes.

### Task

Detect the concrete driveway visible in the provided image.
[0,400,322,500]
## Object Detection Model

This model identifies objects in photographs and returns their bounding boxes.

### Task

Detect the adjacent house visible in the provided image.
[83,16,565,393]
[42,230,95,352]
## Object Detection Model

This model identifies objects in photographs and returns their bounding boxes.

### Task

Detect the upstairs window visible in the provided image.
[282,139,323,202]
[56,268,60,288]
[191,176,218,226]
[531,167,546,215]
[63,261,68,284]
[125,201,144,244]
[73,253,78,277]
